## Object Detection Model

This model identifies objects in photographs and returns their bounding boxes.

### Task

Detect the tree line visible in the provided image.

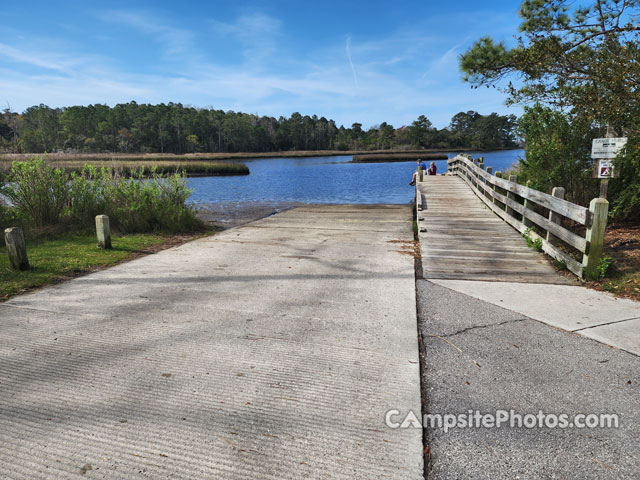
[0,103,519,154]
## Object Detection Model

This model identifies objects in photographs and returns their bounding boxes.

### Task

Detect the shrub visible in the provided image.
[610,136,640,221]
[68,164,110,225]
[69,165,202,233]
[0,157,69,226]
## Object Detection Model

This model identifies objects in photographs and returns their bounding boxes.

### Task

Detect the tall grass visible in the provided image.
[1,157,203,234]
[0,159,250,177]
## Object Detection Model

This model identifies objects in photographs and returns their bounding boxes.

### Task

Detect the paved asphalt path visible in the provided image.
[417,279,639,480]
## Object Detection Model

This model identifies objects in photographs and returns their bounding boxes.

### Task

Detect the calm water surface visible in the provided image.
[188,149,524,206]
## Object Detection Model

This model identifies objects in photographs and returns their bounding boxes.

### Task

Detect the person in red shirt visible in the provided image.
[427,161,437,175]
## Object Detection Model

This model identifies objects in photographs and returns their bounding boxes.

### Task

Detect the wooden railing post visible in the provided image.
[418,165,423,182]
[506,175,517,216]
[582,198,609,279]
[522,180,534,228]
[494,171,502,206]
[485,167,493,201]
[546,187,565,246]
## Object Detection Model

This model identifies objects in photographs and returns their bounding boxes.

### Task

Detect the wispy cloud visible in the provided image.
[0,42,83,73]
[210,12,282,62]
[345,35,359,89]
[100,10,195,57]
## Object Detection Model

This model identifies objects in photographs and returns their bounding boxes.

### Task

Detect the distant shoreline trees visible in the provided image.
[0,102,519,155]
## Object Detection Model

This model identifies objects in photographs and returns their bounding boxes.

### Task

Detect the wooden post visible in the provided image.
[546,187,565,246]
[506,175,517,217]
[493,171,503,205]
[418,165,424,182]
[522,180,534,228]
[600,179,609,199]
[476,163,484,191]
[95,215,112,249]
[4,227,29,270]
[485,166,493,201]
[582,198,609,279]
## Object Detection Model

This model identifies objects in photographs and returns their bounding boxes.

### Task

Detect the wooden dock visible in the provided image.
[417,176,576,284]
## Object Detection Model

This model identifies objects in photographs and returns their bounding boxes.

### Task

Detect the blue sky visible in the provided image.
[0,0,524,129]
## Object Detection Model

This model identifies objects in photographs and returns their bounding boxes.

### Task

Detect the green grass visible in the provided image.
[0,232,170,300]
[0,160,250,177]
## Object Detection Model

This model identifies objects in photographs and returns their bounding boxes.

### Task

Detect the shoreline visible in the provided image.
[194,201,303,230]
[0,147,523,163]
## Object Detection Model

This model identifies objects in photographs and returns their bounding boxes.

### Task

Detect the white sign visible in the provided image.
[591,137,627,159]
[597,159,614,178]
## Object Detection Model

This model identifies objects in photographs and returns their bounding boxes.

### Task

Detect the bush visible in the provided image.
[69,165,202,233]
[68,164,109,225]
[610,136,640,221]
[517,105,598,206]
[0,157,69,226]
[1,157,202,234]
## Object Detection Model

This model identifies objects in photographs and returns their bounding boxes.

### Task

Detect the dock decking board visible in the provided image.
[417,176,576,285]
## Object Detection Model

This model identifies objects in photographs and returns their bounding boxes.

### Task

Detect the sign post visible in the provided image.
[591,137,626,199]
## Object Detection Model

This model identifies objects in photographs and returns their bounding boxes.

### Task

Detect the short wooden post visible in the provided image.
[4,227,29,270]
[494,171,503,205]
[506,175,517,217]
[95,215,112,249]
[522,180,534,228]
[485,166,493,200]
[418,165,424,182]
[546,187,565,246]
[478,162,485,187]
[582,198,609,279]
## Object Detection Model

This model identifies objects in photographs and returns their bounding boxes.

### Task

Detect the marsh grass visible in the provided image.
[1,157,205,235]
[0,159,249,177]
[351,153,448,163]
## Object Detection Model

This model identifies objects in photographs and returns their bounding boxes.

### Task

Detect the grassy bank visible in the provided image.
[351,153,449,163]
[0,232,202,300]
[0,159,250,177]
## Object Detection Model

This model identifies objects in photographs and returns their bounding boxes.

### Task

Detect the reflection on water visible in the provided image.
[188,150,523,205]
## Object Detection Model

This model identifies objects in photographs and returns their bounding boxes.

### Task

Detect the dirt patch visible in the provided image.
[544,223,640,300]
[389,239,421,259]
[587,224,640,300]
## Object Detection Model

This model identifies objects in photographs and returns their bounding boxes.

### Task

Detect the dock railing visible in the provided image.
[447,154,609,280]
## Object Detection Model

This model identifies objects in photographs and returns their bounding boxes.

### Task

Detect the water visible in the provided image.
[188,149,524,206]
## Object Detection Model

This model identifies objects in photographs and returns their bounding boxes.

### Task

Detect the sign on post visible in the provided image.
[597,159,614,178]
[591,137,627,159]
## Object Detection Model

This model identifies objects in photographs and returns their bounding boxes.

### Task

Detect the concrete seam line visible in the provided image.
[573,316,640,332]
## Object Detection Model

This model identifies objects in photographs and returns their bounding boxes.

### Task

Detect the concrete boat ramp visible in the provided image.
[0,205,423,479]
